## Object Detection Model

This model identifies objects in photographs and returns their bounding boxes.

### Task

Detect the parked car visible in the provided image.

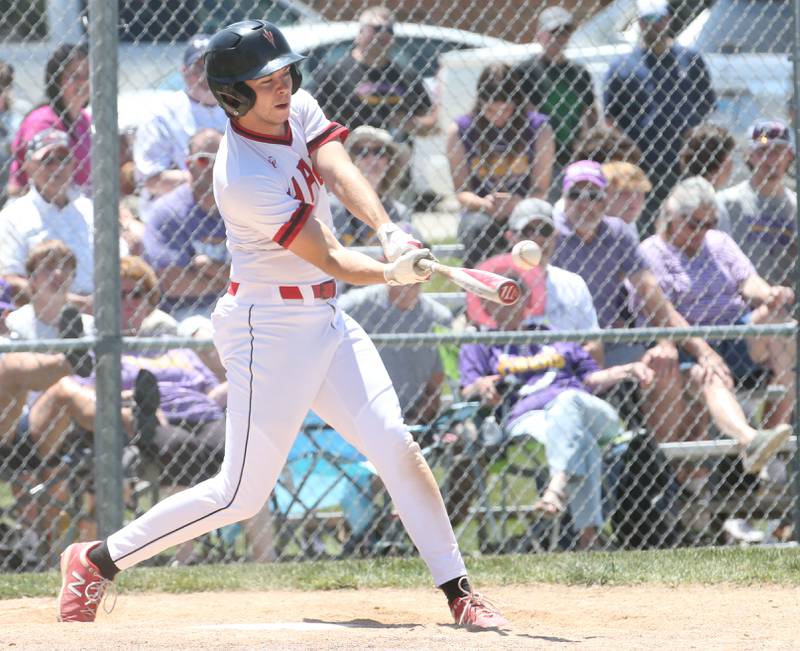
[435,0,792,195]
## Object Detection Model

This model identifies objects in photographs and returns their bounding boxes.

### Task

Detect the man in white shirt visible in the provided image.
[0,128,93,310]
[133,34,228,219]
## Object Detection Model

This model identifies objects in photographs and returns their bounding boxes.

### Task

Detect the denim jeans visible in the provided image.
[508,389,623,530]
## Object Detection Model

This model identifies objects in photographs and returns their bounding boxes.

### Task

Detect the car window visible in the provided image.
[692,0,790,54]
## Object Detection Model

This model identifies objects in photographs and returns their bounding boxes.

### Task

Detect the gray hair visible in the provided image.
[658,176,718,233]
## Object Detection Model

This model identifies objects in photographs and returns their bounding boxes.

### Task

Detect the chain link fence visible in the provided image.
[0,0,799,571]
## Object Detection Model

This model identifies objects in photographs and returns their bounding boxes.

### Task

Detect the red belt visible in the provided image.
[227,279,336,300]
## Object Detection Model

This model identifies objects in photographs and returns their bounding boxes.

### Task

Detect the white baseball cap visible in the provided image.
[538,7,574,33]
[637,0,671,20]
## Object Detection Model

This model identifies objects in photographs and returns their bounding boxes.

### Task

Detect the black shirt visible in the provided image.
[514,56,595,166]
[313,53,432,134]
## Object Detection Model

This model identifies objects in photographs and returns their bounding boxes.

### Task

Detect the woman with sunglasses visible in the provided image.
[447,63,555,268]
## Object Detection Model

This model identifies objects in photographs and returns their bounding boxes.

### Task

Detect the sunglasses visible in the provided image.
[752,123,790,145]
[521,221,554,238]
[187,152,216,167]
[684,217,715,231]
[566,188,605,202]
[367,23,394,34]
[352,145,387,158]
[121,287,147,300]
[39,151,71,166]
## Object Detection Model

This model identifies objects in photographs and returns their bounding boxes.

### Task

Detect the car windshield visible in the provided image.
[691,0,791,54]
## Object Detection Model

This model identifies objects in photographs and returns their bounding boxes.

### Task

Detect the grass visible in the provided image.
[3,547,800,600]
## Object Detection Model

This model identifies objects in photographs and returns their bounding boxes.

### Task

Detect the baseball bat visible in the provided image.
[415,259,521,305]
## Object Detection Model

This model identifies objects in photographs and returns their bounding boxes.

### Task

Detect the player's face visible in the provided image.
[244,66,294,128]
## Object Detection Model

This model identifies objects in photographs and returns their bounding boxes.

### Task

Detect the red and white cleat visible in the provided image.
[449,579,510,629]
[57,542,116,622]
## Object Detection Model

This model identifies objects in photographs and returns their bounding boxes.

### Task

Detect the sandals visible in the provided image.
[533,487,566,519]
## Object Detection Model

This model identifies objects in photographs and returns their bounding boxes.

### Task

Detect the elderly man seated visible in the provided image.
[634,176,793,471]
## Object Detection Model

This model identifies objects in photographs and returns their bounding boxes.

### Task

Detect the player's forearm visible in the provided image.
[318,247,389,285]
[328,165,391,231]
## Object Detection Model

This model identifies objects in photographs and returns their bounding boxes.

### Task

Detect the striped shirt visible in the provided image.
[637,230,755,326]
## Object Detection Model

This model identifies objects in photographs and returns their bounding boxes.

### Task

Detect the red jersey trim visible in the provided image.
[307,123,349,154]
[231,120,293,145]
[274,203,313,247]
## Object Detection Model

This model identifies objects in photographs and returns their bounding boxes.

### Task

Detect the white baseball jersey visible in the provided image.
[214,89,349,285]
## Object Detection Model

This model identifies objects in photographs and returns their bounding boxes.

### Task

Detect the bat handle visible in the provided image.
[415,258,437,274]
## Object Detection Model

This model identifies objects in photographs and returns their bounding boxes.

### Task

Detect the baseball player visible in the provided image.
[57,21,508,629]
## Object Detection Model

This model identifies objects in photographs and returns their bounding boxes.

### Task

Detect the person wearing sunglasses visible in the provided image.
[143,128,229,325]
[313,6,435,139]
[635,176,793,472]
[513,7,598,177]
[718,119,796,287]
[133,34,227,220]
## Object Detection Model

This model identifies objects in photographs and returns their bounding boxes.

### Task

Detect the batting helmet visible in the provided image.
[204,20,305,117]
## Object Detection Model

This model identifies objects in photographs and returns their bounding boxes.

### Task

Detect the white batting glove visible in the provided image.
[377,222,422,262]
[383,248,435,286]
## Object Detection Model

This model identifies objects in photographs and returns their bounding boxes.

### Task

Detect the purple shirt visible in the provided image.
[551,210,647,328]
[143,183,228,315]
[459,338,599,423]
[10,105,92,189]
[456,111,548,196]
[637,231,755,326]
[78,349,222,424]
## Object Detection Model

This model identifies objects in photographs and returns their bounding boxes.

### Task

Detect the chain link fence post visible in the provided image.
[792,0,800,544]
[89,0,123,535]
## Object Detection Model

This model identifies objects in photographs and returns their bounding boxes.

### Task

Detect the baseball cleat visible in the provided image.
[449,579,510,629]
[57,541,116,622]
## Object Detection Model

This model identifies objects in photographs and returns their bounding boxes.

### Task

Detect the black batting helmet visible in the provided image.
[204,20,305,118]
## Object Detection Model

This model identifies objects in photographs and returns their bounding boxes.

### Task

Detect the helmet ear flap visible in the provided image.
[212,82,256,118]
[290,64,302,94]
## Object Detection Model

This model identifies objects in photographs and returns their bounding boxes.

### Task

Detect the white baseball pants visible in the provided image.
[106,285,466,586]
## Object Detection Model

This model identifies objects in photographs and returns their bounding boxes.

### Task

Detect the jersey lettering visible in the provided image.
[297,159,319,204]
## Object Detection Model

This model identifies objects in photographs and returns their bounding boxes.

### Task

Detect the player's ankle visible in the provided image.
[88,541,121,581]
[439,575,471,603]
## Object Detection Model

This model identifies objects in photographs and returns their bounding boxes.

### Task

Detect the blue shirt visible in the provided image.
[603,45,715,172]
[143,183,228,316]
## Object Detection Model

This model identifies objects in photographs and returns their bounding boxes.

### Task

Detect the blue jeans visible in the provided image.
[508,389,622,530]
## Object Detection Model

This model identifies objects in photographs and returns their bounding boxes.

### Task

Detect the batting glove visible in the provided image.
[384,248,435,286]
[377,222,422,262]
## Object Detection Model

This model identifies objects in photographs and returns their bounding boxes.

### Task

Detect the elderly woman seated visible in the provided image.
[633,176,793,469]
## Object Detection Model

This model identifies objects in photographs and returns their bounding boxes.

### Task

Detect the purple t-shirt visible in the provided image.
[143,183,228,315]
[551,209,647,328]
[78,349,222,424]
[459,338,599,423]
[637,231,756,326]
[10,105,92,189]
[456,111,549,196]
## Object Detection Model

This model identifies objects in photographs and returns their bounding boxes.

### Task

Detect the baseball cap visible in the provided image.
[637,0,671,20]
[563,160,607,192]
[538,7,574,33]
[509,198,555,233]
[183,33,211,67]
[26,127,70,161]
[749,119,794,151]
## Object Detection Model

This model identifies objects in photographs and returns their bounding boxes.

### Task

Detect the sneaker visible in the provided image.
[742,424,792,475]
[133,369,160,446]
[58,305,93,378]
[57,541,115,622]
[449,579,509,629]
[722,518,765,545]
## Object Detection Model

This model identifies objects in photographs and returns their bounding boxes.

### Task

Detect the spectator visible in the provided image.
[4,240,92,340]
[603,0,715,226]
[637,177,795,448]
[571,125,643,166]
[514,7,598,171]
[447,63,555,267]
[551,161,736,445]
[312,6,436,139]
[143,128,228,322]
[338,243,451,425]
[133,34,226,219]
[8,43,90,197]
[466,198,602,363]
[118,256,177,338]
[0,60,21,207]
[601,161,652,240]
[331,126,412,246]
[459,278,653,549]
[679,123,736,191]
[0,128,94,310]
[717,120,796,286]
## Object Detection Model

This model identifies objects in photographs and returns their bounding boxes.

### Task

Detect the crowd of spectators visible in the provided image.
[0,0,798,561]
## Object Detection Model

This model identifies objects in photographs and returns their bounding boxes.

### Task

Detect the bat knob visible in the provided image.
[497,280,522,305]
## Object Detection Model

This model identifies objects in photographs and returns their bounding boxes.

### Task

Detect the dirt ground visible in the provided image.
[1,584,798,650]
